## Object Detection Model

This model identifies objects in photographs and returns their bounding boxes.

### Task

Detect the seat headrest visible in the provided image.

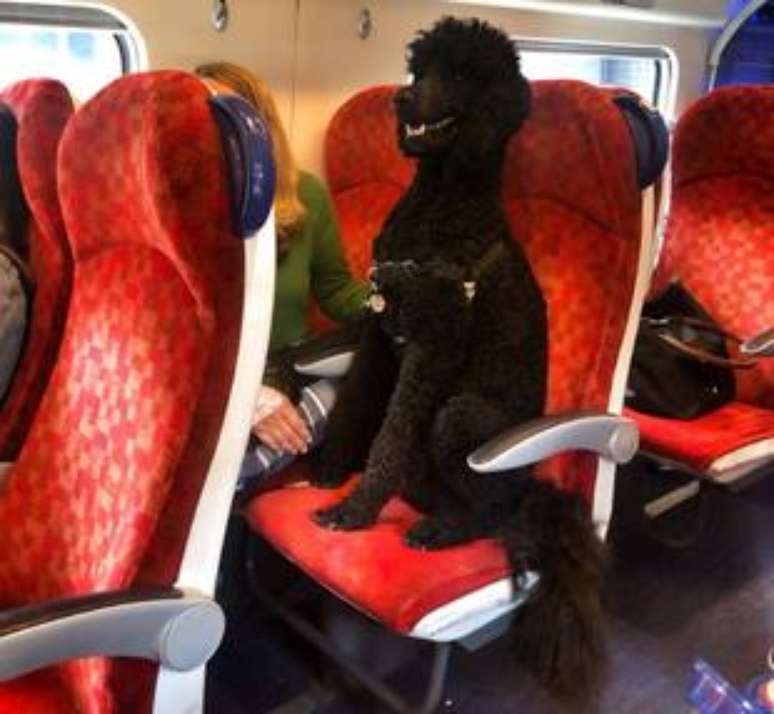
[209,94,275,238]
[0,79,72,242]
[503,80,641,233]
[613,94,669,189]
[673,85,774,186]
[325,84,414,194]
[58,69,262,306]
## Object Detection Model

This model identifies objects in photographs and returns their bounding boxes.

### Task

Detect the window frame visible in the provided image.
[0,2,145,93]
[515,38,678,120]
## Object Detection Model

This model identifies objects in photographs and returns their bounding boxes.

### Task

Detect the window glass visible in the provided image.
[0,25,125,102]
[519,44,673,113]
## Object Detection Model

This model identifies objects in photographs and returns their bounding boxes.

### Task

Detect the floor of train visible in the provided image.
[206,461,774,713]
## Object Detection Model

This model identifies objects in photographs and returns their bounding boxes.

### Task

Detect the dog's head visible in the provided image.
[395,17,531,170]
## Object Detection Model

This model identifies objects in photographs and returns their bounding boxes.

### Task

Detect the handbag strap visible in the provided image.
[656,332,758,370]
[643,315,743,344]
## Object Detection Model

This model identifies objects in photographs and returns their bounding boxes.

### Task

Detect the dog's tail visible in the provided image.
[502,476,606,700]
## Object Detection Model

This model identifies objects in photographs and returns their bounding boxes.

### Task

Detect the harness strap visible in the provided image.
[367,240,509,312]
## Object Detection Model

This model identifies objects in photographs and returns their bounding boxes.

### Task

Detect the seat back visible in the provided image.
[325,81,649,528]
[0,71,275,714]
[653,85,774,409]
[0,79,73,458]
[325,84,414,280]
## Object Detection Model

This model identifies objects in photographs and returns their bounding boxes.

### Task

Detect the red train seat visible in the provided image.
[246,80,654,703]
[0,71,277,713]
[628,86,774,485]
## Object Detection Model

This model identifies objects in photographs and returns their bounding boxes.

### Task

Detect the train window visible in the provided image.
[518,41,676,117]
[0,3,144,102]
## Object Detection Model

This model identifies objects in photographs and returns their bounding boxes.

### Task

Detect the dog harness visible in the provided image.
[365,240,507,315]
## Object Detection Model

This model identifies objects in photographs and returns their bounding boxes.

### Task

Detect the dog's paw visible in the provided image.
[404,517,464,550]
[314,501,375,531]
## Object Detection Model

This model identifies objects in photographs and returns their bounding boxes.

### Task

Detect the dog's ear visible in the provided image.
[490,71,531,136]
[445,73,531,180]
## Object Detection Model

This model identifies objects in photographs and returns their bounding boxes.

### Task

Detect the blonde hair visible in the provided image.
[195,62,305,250]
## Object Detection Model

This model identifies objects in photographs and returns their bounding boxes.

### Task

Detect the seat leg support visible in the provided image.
[251,584,452,714]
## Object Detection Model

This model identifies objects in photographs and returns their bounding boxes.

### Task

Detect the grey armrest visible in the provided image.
[294,348,355,378]
[467,412,639,474]
[0,587,224,681]
[741,328,774,357]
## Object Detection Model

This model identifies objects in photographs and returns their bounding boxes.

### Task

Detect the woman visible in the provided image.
[0,104,31,405]
[195,62,368,457]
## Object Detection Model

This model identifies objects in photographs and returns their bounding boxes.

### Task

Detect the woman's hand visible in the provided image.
[252,385,311,455]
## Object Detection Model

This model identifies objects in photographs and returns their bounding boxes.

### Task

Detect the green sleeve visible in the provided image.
[303,173,369,324]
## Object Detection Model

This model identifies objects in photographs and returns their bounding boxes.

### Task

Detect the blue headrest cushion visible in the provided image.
[209,95,276,238]
[613,95,669,190]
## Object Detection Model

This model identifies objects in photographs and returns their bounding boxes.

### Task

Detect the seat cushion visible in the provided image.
[246,468,511,635]
[0,669,78,713]
[627,401,774,477]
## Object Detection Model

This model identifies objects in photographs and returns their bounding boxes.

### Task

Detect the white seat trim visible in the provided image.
[708,438,774,484]
[409,572,539,642]
[593,186,655,539]
[154,215,276,714]
[175,213,276,596]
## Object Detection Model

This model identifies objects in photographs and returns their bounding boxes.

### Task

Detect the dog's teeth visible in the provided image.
[405,118,455,138]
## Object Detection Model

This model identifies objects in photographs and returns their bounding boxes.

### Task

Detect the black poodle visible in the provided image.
[313,17,604,697]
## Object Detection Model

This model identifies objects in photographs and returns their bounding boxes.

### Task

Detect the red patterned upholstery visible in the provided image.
[0,72,242,713]
[653,86,774,407]
[325,84,414,281]
[635,86,774,474]
[0,79,73,459]
[628,402,774,475]
[309,85,414,334]
[250,465,510,633]
[248,81,643,636]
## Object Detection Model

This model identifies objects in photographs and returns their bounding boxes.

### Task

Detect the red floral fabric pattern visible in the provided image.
[0,80,73,458]
[249,81,643,633]
[0,71,242,713]
[653,86,774,409]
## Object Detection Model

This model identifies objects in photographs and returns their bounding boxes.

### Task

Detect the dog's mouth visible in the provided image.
[403,115,456,138]
[400,115,457,154]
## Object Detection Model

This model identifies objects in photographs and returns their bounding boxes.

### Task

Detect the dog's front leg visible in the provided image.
[315,343,463,530]
[312,315,398,488]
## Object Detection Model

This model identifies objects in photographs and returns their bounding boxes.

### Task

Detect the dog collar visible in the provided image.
[365,242,507,314]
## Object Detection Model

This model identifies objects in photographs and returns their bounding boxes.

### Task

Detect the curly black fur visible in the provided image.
[313,17,605,698]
